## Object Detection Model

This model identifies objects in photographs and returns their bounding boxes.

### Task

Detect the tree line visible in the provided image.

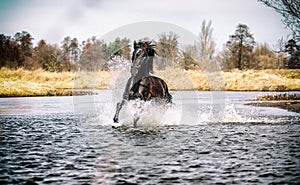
[163,0,300,70]
[159,22,299,70]
[0,32,132,72]
[1,0,299,72]
[1,24,299,72]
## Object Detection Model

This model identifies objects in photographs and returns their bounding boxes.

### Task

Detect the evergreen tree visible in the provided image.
[284,39,300,68]
[225,24,255,69]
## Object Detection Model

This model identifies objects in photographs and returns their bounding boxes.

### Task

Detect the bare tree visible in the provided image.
[196,20,217,71]
[157,32,179,70]
[252,43,282,69]
[31,39,62,72]
[181,44,199,70]
[258,0,300,42]
[197,20,216,61]
[180,20,217,70]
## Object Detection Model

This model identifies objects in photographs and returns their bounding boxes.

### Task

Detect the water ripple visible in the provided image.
[1,97,300,184]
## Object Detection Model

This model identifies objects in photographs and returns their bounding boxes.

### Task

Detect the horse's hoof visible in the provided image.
[112,125,119,129]
[113,117,119,123]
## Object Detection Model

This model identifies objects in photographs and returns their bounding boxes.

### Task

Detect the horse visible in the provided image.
[129,76,172,103]
[113,40,172,126]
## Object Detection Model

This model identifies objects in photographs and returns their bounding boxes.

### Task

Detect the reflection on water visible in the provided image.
[0,91,299,184]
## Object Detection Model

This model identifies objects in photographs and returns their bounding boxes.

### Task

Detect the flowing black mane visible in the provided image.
[132,40,156,61]
[130,40,156,79]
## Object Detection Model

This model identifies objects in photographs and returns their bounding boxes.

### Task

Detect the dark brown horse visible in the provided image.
[113,40,172,126]
[129,76,172,103]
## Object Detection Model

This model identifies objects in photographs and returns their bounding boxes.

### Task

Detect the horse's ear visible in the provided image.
[134,40,137,49]
[148,40,155,48]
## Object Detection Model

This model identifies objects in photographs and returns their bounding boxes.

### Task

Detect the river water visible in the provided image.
[0,91,299,184]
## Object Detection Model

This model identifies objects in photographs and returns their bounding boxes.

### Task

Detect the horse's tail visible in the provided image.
[161,79,172,104]
[166,91,172,104]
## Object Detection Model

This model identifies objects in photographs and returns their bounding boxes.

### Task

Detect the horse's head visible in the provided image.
[130,40,156,76]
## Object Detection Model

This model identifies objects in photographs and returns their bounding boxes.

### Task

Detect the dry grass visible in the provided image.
[155,68,200,90]
[1,67,300,97]
[0,68,111,97]
[156,68,300,91]
[222,69,300,91]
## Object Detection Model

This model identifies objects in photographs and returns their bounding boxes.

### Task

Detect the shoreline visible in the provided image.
[247,101,300,113]
[1,90,299,114]
[1,88,300,98]
[246,93,300,113]
[1,68,300,115]
[2,68,300,93]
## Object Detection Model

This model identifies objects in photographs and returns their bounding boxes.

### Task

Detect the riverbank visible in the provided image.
[249,101,300,113]
[247,93,300,113]
[1,68,300,97]
[0,68,111,97]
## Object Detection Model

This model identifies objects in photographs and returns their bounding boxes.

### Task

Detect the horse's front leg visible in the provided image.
[133,113,140,127]
[113,99,126,123]
[113,76,135,123]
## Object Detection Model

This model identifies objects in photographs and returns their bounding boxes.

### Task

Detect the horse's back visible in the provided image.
[142,76,172,103]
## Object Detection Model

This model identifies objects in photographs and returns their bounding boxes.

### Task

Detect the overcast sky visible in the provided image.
[0,0,291,50]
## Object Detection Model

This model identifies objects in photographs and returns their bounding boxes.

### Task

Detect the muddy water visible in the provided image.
[0,91,299,184]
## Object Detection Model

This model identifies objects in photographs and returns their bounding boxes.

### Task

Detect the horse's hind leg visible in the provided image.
[133,101,146,127]
[113,99,125,123]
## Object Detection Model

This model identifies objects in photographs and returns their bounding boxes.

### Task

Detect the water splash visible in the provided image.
[98,100,249,127]
[97,99,298,128]
[198,104,253,124]
[98,57,299,127]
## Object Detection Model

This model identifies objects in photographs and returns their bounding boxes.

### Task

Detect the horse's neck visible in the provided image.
[134,58,150,79]
[136,69,149,80]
